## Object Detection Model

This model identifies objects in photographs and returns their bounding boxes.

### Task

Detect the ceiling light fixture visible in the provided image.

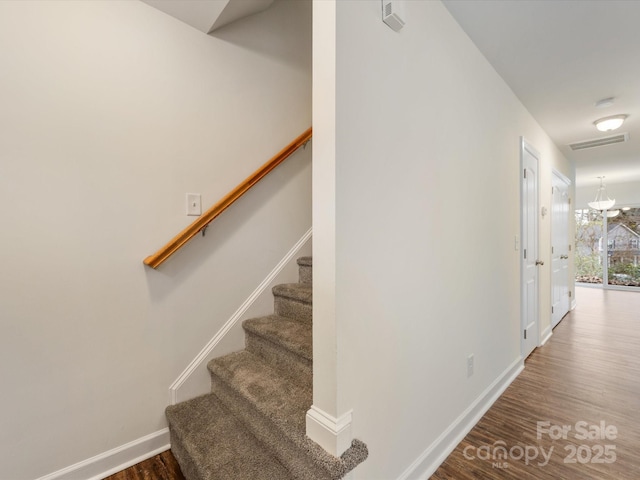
[622,207,631,211]
[606,210,620,218]
[594,114,627,132]
[588,177,615,211]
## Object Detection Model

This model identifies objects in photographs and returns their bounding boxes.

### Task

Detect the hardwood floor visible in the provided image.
[108,287,639,480]
[432,286,640,480]
[103,450,185,480]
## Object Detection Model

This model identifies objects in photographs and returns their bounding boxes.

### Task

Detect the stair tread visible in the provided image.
[297,256,312,266]
[166,394,293,480]
[273,283,312,303]
[243,314,312,361]
[209,351,311,433]
[208,351,368,479]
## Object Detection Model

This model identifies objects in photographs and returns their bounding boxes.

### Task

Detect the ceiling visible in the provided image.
[442,0,640,187]
[140,0,274,34]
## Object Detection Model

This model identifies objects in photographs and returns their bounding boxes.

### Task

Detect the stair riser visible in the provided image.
[299,264,312,285]
[245,332,312,383]
[169,429,206,480]
[274,296,312,323]
[208,377,332,480]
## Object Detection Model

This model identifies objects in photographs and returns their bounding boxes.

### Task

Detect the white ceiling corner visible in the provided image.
[140,0,274,34]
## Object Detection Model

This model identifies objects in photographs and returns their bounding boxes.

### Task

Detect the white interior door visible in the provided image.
[521,139,539,358]
[551,171,571,328]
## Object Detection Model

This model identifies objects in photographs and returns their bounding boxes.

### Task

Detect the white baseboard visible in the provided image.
[35,428,170,480]
[397,356,524,480]
[306,405,353,457]
[540,325,553,345]
[169,227,312,404]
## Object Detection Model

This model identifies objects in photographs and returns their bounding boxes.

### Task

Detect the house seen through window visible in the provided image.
[575,207,640,288]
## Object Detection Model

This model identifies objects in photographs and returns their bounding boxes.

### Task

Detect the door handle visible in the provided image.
[560,255,568,259]
[535,260,544,266]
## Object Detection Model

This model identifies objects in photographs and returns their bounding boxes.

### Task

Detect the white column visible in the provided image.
[306,0,353,457]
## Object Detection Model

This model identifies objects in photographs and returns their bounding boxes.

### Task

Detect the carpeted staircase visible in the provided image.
[166,257,368,479]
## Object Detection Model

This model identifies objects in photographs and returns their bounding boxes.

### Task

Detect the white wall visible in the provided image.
[0,1,311,478]
[312,1,572,478]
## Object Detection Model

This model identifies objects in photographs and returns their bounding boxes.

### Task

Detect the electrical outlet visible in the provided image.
[186,193,201,216]
[467,354,474,377]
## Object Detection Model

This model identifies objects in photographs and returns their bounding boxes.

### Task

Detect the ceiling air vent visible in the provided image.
[569,133,629,151]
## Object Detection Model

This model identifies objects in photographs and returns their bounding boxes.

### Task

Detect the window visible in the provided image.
[575,206,640,288]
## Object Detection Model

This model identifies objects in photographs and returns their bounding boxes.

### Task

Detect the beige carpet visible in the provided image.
[166,257,368,479]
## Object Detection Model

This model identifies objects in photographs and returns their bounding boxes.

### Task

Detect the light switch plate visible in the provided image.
[186,193,202,216]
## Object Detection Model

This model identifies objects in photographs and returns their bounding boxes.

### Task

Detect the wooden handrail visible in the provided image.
[144,127,312,269]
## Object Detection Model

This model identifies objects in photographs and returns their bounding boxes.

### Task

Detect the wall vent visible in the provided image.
[569,133,629,151]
